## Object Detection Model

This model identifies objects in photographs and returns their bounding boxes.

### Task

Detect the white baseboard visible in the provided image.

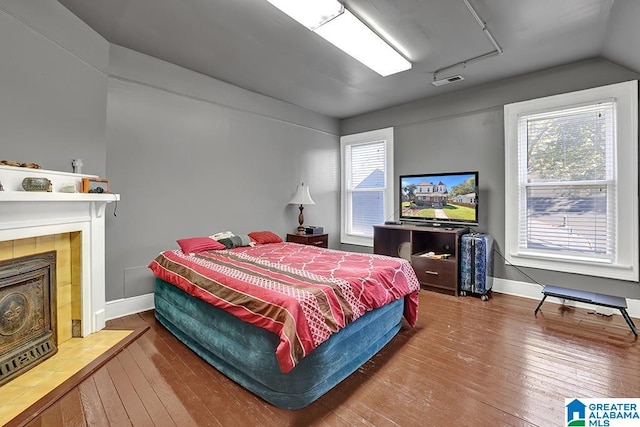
[102,280,640,322]
[628,298,640,319]
[492,277,543,300]
[105,292,155,321]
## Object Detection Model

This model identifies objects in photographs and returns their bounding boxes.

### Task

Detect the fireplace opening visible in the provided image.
[0,251,57,386]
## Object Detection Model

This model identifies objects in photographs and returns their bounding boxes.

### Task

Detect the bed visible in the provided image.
[148,234,420,409]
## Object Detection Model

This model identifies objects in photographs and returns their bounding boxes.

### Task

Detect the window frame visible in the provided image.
[340,127,394,247]
[504,80,638,281]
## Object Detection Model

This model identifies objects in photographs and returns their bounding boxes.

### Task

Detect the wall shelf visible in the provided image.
[0,192,119,202]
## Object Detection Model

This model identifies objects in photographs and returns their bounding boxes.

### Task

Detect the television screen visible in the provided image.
[399,171,478,226]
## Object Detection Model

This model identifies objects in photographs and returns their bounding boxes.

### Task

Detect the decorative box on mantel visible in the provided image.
[1,164,98,193]
[0,165,120,337]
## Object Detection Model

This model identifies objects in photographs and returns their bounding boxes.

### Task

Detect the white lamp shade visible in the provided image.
[288,183,315,205]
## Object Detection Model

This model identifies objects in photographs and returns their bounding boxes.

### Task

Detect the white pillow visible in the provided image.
[210,231,235,241]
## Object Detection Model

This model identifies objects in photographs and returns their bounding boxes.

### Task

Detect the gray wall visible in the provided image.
[1,1,340,303]
[341,58,640,300]
[4,1,639,302]
[604,0,640,74]
[104,45,340,301]
[0,0,108,175]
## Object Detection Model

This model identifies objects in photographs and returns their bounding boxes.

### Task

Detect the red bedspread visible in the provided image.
[148,242,420,373]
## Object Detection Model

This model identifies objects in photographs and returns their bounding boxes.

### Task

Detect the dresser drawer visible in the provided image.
[410,256,457,290]
[304,234,328,247]
[286,233,328,248]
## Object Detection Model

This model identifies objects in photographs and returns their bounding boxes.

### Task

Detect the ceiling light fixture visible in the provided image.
[266,0,411,77]
[266,0,344,30]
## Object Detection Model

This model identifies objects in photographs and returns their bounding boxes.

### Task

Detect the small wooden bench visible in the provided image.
[534,285,638,336]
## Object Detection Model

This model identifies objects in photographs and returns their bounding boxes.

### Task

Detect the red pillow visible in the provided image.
[177,237,226,253]
[248,231,283,244]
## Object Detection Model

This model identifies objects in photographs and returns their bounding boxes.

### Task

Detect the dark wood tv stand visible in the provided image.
[373,224,469,296]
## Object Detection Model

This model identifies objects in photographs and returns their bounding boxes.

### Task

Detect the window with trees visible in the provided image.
[504,81,638,281]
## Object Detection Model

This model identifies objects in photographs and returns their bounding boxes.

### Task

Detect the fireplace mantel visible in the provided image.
[0,166,119,336]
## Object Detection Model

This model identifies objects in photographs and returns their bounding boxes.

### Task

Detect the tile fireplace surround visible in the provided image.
[0,165,119,337]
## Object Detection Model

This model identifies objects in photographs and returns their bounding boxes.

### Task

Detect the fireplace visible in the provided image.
[0,165,119,339]
[0,251,57,386]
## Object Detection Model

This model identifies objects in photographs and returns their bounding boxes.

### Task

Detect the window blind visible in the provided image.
[347,140,386,237]
[516,101,616,261]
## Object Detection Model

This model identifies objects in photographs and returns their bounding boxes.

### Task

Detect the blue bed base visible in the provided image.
[154,278,404,409]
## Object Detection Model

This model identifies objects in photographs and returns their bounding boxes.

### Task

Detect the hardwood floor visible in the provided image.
[10,290,639,426]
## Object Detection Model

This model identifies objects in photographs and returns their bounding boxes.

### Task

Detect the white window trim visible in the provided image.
[340,127,394,247]
[504,80,638,281]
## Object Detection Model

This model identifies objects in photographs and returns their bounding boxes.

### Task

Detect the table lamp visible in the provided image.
[288,182,315,235]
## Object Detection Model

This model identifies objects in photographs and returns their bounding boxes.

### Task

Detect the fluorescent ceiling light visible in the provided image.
[314,9,411,77]
[266,1,411,77]
[266,0,344,30]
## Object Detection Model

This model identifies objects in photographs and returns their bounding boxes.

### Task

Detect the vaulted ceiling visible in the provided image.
[57,0,640,119]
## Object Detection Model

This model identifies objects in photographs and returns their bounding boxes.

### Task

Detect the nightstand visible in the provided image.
[286,233,328,248]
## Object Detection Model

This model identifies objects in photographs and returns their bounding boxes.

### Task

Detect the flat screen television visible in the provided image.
[399,171,479,226]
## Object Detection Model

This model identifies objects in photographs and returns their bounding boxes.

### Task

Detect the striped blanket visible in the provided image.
[148,242,420,373]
